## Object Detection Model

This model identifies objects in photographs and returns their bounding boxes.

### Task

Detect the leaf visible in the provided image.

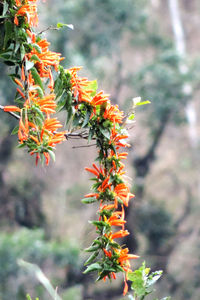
[136,100,151,106]
[84,244,100,252]
[146,270,163,288]
[84,251,99,266]
[83,262,102,274]
[34,107,45,121]
[32,43,42,54]
[18,259,62,300]
[99,126,111,139]
[11,125,19,135]
[30,54,41,62]
[4,21,13,49]
[81,197,97,204]
[84,80,98,97]
[48,149,56,162]
[25,60,34,71]
[82,109,92,128]
[128,113,135,120]
[57,23,74,30]
[20,45,26,61]
[31,67,44,91]
[3,2,9,17]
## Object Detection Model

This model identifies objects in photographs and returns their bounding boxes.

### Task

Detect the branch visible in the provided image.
[65,131,95,140]
[0,105,20,120]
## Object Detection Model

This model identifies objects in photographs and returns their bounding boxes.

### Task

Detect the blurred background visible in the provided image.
[0,0,200,299]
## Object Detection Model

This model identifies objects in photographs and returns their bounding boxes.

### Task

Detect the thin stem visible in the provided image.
[72,144,96,149]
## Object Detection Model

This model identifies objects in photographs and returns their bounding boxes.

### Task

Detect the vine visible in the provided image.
[0,0,153,297]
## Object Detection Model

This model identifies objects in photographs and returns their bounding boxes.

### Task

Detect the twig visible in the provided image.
[65,131,95,140]
[72,144,96,149]
[0,105,20,120]
[38,25,60,35]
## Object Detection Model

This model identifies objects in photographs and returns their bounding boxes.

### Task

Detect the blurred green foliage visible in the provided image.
[0,228,80,300]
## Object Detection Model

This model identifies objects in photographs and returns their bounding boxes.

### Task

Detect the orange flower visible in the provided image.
[114,183,135,207]
[47,131,66,146]
[69,67,93,103]
[42,118,63,132]
[110,128,130,149]
[105,211,126,228]
[18,116,29,142]
[14,78,24,89]
[110,229,129,240]
[14,2,38,27]
[85,163,105,178]
[3,106,21,112]
[103,102,124,124]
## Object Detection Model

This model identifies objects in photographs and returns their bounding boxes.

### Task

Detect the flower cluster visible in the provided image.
[1,0,138,295]
[3,0,67,165]
[68,68,139,294]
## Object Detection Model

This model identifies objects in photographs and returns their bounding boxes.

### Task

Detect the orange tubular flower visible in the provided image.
[110,229,129,240]
[114,183,135,207]
[91,91,109,107]
[115,248,139,296]
[47,131,66,146]
[3,105,21,112]
[103,102,124,124]
[69,67,93,103]
[105,212,126,228]
[110,128,130,149]
[42,118,63,132]
[85,163,105,178]
[14,2,38,27]
[18,117,29,142]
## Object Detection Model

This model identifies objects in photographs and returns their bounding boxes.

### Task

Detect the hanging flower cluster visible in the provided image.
[2,0,69,165]
[68,68,139,294]
[0,0,139,295]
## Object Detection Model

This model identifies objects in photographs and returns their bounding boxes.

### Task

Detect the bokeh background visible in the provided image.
[0,0,200,299]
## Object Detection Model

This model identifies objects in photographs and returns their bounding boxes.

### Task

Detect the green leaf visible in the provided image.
[99,126,111,139]
[136,100,151,106]
[26,60,34,71]
[128,113,135,120]
[84,244,100,252]
[48,150,56,162]
[20,45,26,61]
[17,143,26,149]
[34,107,45,121]
[4,21,13,49]
[84,80,98,97]
[31,67,44,91]
[83,262,102,274]
[84,251,99,266]
[57,23,74,30]
[82,109,92,128]
[32,43,42,53]
[81,197,97,204]
[3,2,9,17]
[146,270,163,288]
[30,54,41,62]
[11,125,19,135]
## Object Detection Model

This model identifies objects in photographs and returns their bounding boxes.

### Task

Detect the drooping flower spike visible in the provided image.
[3,0,139,295]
